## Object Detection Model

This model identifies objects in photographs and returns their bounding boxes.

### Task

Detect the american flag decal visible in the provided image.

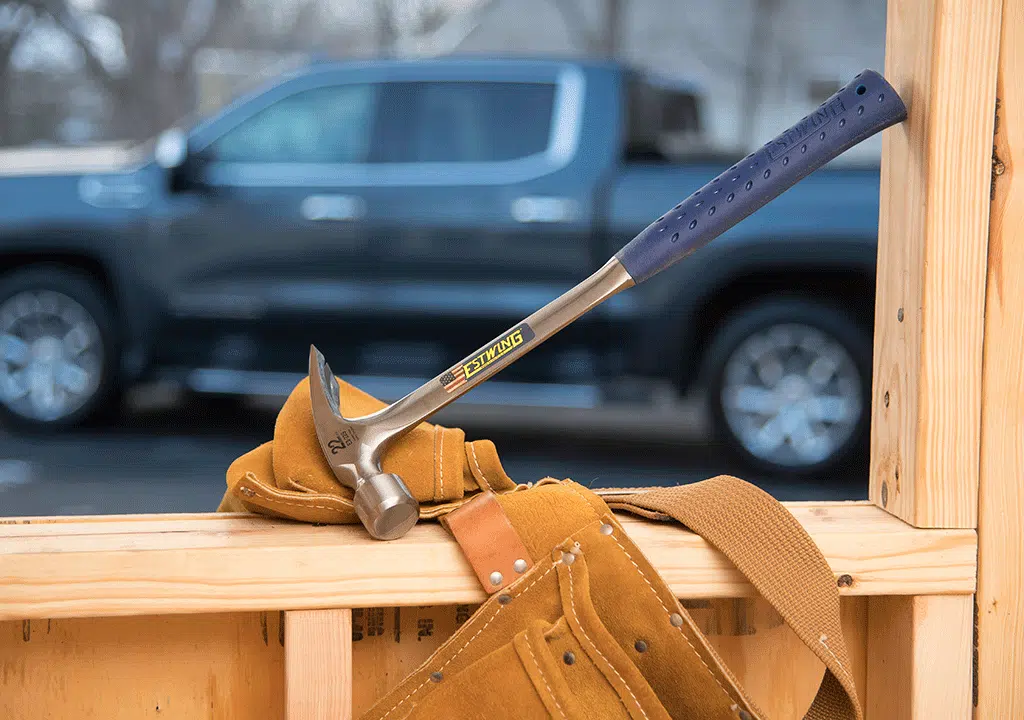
[440,367,467,392]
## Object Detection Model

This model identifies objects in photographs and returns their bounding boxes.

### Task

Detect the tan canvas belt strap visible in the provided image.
[605,476,862,720]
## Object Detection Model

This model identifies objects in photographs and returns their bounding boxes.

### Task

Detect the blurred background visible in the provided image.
[0,0,887,517]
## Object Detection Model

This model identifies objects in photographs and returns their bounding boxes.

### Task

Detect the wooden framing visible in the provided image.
[869,0,1002,528]
[0,0,1020,717]
[975,0,1024,713]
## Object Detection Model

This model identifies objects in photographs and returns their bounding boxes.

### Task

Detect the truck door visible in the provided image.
[155,78,380,386]
[352,66,602,399]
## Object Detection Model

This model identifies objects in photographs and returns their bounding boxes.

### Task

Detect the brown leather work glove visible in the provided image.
[216,376,518,524]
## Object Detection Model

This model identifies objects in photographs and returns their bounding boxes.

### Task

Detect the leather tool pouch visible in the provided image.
[363,481,862,720]
[217,376,518,523]
[217,377,861,719]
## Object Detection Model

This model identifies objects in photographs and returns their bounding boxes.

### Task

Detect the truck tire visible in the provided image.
[702,295,871,477]
[0,264,120,432]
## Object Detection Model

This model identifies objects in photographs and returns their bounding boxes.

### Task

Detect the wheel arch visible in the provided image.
[682,265,877,392]
[0,252,120,319]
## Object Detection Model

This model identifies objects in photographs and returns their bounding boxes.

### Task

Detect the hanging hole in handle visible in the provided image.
[856,84,867,95]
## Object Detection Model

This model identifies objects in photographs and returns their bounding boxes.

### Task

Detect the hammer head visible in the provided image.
[308,345,419,540]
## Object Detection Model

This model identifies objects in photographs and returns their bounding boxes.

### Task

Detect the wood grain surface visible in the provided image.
[976,0,1024,714]
[0,504,976,621]
[285,609,352,720]
[866,595,974,719]
[869,0,1003,528]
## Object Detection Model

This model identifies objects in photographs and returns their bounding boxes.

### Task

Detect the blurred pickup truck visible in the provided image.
[0,56,883,476]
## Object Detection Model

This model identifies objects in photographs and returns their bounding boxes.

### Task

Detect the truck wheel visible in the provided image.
[0,265,119,432]
[703,296,871,477]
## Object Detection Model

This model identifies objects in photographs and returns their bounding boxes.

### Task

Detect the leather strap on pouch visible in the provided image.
[442,491,534,593]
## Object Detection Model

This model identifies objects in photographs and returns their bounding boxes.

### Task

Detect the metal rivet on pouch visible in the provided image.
[563,651,575,665]
[430,671,443,683]
[561,552,576,565]
[669,613,684,627]
[513,559,528,574]
[738,711,753,720]
[599,523,613,535]
[489,571,503,586]
[498,594,512,605]
[634,640,648,653]
[239,487,254,497]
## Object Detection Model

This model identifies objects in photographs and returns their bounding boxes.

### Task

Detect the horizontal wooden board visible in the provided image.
[0,597,870,720]
[0,504,976,621]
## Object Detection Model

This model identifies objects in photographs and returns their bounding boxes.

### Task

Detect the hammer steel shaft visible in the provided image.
[310,69,908,540]
[363,258,633,440]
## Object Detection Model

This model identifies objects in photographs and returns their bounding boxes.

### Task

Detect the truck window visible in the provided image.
[370,81,556,163]
[209,83,377,164]
[624,75,707,163]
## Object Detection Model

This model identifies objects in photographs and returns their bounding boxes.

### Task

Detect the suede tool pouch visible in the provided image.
[216,375,517,525]
[363,479,862,720]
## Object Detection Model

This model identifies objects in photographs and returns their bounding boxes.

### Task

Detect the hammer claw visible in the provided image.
[309,344,343,420]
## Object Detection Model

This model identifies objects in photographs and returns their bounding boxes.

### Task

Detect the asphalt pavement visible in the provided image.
[0,391,868,518]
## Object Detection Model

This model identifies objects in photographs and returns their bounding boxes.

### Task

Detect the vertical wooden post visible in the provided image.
[975,0,1024,714]
[285,609,353,720]
[865,596,974,718]
[870,0,1003,528]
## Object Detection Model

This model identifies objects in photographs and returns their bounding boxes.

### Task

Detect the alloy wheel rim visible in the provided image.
[719,322,862,468]
[0,289,104,422]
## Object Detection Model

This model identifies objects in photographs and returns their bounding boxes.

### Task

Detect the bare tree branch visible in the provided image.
[549,0,598,53]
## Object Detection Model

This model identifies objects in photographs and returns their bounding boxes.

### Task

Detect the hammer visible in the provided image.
[309,70,907,540]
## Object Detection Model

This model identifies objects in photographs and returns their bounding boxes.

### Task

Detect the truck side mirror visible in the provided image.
[155,127,211,193]
[155,128,189,170]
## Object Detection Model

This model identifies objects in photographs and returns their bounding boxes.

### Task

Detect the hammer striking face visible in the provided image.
[309,345,419,540]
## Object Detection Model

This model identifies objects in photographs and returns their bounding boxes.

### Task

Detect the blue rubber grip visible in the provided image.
[615,69,907,283]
